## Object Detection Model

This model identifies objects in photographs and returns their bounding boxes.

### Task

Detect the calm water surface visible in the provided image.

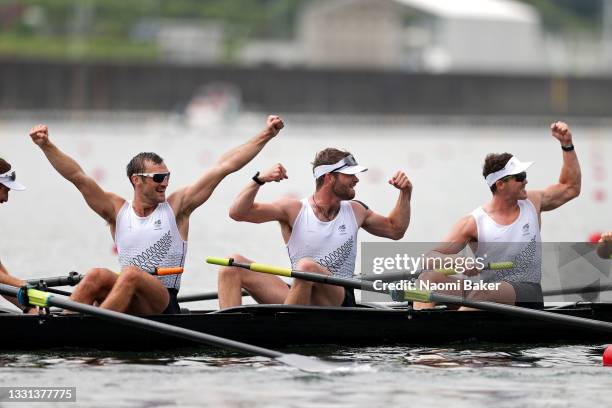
[1,113,612,407]
[0,344,609,407]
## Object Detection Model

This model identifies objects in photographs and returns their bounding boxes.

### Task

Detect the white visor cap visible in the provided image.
[485,156,533,187]
[313,154,367,179]
[0,170,26,191]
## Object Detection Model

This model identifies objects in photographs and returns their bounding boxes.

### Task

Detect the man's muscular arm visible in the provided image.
[359,171,412,240]
[29,125,123,223]
[529,121,581,212]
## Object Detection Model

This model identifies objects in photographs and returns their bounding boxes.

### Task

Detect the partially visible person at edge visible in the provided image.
[28,115,284,315]
[216,148,412,309]
[0,157,34,313]
[415,121,581,310]
[597,232,612,259]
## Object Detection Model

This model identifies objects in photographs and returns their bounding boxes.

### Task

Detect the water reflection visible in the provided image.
[0,344,605,371]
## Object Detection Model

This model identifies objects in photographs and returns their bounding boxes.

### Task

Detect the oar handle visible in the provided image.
[434,261,514,276]
[249,263,292,277]
[435,268,457,276]
[206,257,293,278]
[207,257,232,266]
[488,262,514,270]
[403,289,433,302]
[155,267,183,276]
[112,267,184,277]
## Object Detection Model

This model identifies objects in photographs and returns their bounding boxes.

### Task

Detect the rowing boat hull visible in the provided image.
[2,303,612,350]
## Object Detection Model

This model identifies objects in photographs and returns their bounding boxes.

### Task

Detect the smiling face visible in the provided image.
[331,173,359,200]
[131,160,170,204]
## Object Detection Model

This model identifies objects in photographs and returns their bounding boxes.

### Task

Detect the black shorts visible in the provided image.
[510,282,544,309]
[162,288,181,314]
[286,284,357,307]
[341,288,357,307]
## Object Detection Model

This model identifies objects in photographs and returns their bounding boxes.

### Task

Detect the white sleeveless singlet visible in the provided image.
[115,201,187,290]
[287,198,359,279]
[470,199,541,283]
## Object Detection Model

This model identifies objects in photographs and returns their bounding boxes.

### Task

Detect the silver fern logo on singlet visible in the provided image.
[522,222,530,236]
[315,236,354,275]
[122,230,173,273]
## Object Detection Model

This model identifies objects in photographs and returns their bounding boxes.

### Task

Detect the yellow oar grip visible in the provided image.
[27,288,51,307]
[432,262,513,275]
[206,257,232,267]
[402,289,432,303]
[489,262,514,270]
[250,263,292,277]
[434,268,457,276]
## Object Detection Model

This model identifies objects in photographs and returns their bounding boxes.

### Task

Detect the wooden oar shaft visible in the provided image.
[0,283,281,358]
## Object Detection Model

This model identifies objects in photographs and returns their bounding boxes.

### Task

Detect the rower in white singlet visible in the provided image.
[216,148,413,309]
[416,121,581,310]
[29,116,284,315]
[0,157,33,313]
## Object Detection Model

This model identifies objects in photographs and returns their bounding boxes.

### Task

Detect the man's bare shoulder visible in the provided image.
[526,190,543,212]
[275,195,302,210]
[108,192,127,210]
[272,196,303,223]
[451,214,478,239]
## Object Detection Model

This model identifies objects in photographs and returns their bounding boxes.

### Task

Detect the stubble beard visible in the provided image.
[332,181,355,200]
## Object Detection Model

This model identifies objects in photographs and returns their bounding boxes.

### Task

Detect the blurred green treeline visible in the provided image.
[0,0,603,62]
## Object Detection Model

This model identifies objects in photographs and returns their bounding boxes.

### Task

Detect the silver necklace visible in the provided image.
[312,195,339,221]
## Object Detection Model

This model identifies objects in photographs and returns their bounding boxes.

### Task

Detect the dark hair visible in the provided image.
[126,152,164,186]
[312,148,352,190]
[0,158,11,174]
[482,153,513,193]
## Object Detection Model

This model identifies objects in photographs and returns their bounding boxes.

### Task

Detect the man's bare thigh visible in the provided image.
[233,254,290,304]
[125,275,170,315]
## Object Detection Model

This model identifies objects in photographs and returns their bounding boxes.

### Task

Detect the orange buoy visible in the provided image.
[603,345,612,366]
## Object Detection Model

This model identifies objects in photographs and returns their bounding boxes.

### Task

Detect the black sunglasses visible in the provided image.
[133,172,170,183]
[330,154,358,173]
[503,172,527,182]
[1,171,16,181]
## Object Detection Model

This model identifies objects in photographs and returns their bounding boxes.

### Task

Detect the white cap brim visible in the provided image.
[485,157,533,187]
[0,179,26,191]
[336,165,368,175]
